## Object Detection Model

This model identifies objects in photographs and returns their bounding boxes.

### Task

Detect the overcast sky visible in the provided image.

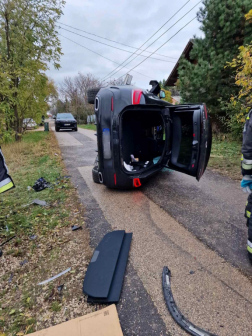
[47,0,204,90]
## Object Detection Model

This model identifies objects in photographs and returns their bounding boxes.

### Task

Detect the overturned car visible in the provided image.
[87,81,212,189]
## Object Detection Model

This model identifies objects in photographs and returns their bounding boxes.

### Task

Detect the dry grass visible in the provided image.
[0,131,94,335]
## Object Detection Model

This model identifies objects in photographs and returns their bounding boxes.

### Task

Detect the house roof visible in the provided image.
[165,40,194,87]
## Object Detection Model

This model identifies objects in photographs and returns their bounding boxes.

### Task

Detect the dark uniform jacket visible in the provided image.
[0,147,15,194]
[242,109,252,176]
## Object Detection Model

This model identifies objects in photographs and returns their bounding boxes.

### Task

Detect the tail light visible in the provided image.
[133,178,141,188]
[132,90,142,105]
[111,97,114,112]
[204,104,208,119]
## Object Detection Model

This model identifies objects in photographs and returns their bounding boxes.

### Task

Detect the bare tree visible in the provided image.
[59,73,101,123]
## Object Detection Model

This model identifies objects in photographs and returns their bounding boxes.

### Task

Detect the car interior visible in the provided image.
[120,109,166,172]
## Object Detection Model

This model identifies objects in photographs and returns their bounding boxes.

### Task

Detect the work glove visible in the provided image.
[241,175,252,193]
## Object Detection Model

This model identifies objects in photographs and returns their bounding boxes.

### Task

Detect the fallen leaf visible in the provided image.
[26,297,31,304]
[9,309,15,315]
[0,316,4,321]
[16,333,24,336]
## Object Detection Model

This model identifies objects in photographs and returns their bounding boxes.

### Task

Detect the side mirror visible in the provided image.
[160,90,166,99]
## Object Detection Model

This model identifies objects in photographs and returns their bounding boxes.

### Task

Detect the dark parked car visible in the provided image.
[87,81,212,189]
[55,113,78,132]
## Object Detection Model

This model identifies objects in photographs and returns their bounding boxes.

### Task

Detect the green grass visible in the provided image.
[0,132,70,237]
[208,135,242,180]
[0,131,76,334]
[79,124,96,131]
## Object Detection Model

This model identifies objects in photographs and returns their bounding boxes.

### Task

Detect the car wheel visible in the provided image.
[92,166,101,184]
[75,126,78,132]
[87,88,101,104]
[55,127,59,132]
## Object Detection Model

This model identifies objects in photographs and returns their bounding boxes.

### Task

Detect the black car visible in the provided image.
[87,80,212,189]
[55,113,78,132]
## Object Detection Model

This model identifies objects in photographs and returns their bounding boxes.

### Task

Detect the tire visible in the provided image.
[87,88,101,104]
[75,126,78,132]
[55,127,59,132]
[92,166,100,184]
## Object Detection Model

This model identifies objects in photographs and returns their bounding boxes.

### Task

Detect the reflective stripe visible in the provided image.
[247,116,250,120]
[246,210,251,218]
[0,181,14,194]
[247,240,252,249]
[247,245,252,254]
[0,177,11,188]
[242,163,252,170]
[243,158,252,164]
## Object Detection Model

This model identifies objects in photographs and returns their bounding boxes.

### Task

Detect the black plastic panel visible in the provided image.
[83,230,125,298]
[87,233,132,303]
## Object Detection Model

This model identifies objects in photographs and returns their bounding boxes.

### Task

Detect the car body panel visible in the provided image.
[94,85,212,189]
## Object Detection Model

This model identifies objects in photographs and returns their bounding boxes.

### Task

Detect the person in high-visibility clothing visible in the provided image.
[0,147,15,194]
[241,109,252,261]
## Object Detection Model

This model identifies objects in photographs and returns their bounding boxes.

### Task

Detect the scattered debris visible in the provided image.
[29,305,123,336]
[189,270,195,275]
[29,235,37,240]
[8,273,13,283]
[32,177,50,192]
[83,230,132,303]
[0,235,16,247]
[162,267,216,336]
[71,225,82,231]
[27,186,32,191]
[32,199,48,206]
[20,259,28,266]
[38,267,71,285]
[57,284,64,294]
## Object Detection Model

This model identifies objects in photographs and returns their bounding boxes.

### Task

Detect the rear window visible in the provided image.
[57,113,74,120]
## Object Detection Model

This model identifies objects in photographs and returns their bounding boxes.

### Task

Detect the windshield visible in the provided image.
[57,113,74,120]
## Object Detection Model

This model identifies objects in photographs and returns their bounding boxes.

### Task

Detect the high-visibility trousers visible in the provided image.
[245,193,252,258]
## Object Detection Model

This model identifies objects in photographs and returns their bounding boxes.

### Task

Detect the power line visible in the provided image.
[102,1,201,82]
[57,26,176,64]
[101,0,191,82]
[59,34,153,80]
[58,21,177,60]
[116,17,196,82]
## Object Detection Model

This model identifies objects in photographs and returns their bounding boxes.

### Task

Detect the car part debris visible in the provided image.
[0,235,16,247]
[162,267,217,336]
[83,230,132,303]
[8,273,13,283]
[38,267,71,285]
[71,225,82,231]
[57,284,64,294]
[32,177,50,192]
[32,199,48,206]
[20,259,28,266]
[29,235,37,240]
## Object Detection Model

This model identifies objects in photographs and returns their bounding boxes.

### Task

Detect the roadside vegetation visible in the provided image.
[209,136,241,180]
[0,0,64,142]
[0,131,93,335]
[79,124,96,131]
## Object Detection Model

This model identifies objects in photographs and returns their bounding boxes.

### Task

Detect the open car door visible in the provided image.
[168,104,212,181]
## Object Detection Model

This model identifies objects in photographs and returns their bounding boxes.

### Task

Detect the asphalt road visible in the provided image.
[53,125,252,336]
